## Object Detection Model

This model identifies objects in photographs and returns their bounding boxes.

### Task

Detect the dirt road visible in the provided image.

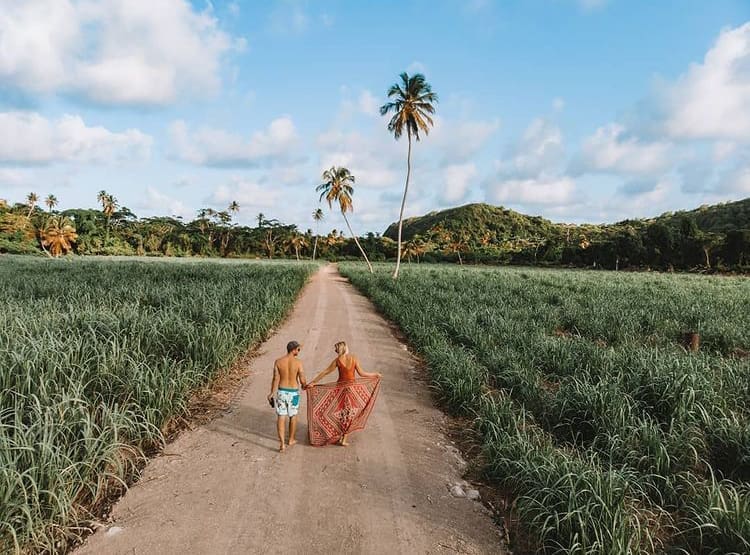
[78,264,503,554]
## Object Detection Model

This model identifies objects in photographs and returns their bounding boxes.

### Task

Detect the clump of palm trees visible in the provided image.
[313,71,437,276]
[16,191,78,257]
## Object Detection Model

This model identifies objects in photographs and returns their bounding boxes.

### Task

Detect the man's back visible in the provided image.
[275,354,302,389]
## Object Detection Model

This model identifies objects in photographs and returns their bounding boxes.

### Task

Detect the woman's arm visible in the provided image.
[354,358,381,378]
[307,359,337,387]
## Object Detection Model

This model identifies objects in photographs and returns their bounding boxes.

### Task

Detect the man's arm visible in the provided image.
[268,363,279,401]
[297,363,308,389]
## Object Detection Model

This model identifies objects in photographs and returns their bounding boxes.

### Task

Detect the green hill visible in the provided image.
[384,198,750,241]
[383,203,561,241]
[647,197,750,234]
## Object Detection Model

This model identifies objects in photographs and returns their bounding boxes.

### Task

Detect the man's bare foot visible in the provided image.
[339,437,349,446]
[279,444,286,452]
[288,439,298,447]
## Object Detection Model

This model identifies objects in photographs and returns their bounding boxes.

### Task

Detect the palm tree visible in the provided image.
[315,166,373,273]
[228,201,240,216]
[41,216,78,257]
[380,72,437,279]
[26,192,38,219]
[97,190,118,242]
[312,207,324,261]
[286,233,308,261]
[45,194,58,212]
[257,212,265,228]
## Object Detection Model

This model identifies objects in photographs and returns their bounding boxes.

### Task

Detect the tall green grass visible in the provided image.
[0,257,315,553]
[340,263,750,554]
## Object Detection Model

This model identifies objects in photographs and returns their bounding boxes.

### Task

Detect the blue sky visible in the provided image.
[0,0,749,234]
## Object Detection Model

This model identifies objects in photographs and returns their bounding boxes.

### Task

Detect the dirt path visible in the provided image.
[77,265,503,554]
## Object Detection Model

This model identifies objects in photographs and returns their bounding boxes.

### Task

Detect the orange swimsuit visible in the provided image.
[336,357,356,382]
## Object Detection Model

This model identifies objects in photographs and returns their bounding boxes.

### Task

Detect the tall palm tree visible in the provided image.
[45,194,58,212]
[380,72,437,279]
[228,201,240,216]
[315,166,373,273]
[41,216,78,257]
[26,192,38,219]
[311,207,324,261]
[257,212,265,228]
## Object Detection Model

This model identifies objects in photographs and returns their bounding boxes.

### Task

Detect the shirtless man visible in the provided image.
[268,340,307,452]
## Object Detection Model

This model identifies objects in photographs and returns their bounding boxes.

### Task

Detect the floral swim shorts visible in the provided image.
[276,387,300,417]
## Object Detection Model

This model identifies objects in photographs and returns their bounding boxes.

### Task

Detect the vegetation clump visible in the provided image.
[341,263,750,554]
[0,257,315,552]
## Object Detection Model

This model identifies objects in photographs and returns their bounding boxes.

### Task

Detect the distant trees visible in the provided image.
[0,191,748,273]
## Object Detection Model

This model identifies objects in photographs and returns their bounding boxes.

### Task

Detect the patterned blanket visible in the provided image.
[306,376,381,446]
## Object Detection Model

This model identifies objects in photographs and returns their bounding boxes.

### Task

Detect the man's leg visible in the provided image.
[277,415,287,452]
[288,416,298,446]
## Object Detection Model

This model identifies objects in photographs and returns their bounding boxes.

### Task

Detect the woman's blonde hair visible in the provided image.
[334,341,348,355]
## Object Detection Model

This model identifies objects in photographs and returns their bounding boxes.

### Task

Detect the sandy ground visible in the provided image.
[77,264,504,555]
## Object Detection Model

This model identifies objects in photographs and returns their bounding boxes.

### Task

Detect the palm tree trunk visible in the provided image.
[342,212,373,273]
[312,222,319,261]
[393,129,412,279]
[295,245,300,261]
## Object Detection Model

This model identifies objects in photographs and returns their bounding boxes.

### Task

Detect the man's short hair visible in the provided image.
[287,340,301,353]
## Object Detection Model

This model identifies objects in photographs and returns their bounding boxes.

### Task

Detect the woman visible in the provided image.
[306,341,381,446]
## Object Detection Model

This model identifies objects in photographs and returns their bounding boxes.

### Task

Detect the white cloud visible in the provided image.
[574,123,673,175]
[358,91,380,117]
[316,129,401,188]
[136,186,193,219]
[433,117,500,165]
[486,175,577,206]
[268,1,309,34]
[442,163,477,203]
[713,142,738,162]
[677,159,715,193]
[659,22,750,142]
[611,177,673,214]
[716,166,750,194]
[0,169,30,188]
[407,61,428,74]
[208,178,283,208]
[501,118,563,178]
[0,111,152,164]
[0,0,237,106]
[170,117,299,166]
